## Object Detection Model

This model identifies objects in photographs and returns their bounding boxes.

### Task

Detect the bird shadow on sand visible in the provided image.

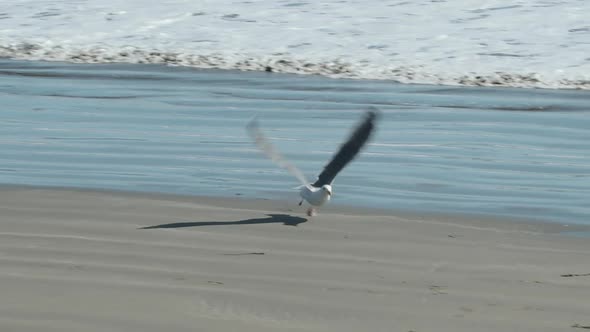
[139,213,308,229]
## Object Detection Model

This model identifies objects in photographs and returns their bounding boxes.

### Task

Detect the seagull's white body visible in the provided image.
[300,184,332,207]
[247,109,378,216]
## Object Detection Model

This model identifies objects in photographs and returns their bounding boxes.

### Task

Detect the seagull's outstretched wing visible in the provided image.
[312,108,380,187]
[246,117,309,186]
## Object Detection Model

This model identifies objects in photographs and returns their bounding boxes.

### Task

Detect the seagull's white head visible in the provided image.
[321,184,333,197]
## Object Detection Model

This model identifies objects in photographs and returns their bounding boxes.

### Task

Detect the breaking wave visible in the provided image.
[2,42,588,90]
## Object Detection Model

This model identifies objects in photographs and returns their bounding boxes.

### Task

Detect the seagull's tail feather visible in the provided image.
[246,117,309,186]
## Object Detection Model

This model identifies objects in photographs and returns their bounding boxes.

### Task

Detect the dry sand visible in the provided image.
[1,186,589,332]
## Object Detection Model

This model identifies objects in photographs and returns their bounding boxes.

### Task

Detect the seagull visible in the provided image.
[246,108,380,216]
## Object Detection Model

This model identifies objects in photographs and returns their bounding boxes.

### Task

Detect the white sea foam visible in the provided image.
[1,0,589,89]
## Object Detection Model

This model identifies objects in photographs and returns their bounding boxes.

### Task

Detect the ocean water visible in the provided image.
[1,59,589,225]
[1,0,589,89]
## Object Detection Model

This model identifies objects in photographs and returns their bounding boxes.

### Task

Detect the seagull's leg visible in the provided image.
[306,207,316,217]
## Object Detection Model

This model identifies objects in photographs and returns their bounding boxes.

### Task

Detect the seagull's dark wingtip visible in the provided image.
[365,106,381,120]
[311,108,381,187]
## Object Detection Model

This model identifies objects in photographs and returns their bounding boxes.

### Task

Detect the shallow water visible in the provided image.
[1,59,589,225]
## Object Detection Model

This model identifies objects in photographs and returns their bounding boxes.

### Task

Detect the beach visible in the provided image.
[1,56,589,332]
[1,1,590,329]
[1,186,589,331]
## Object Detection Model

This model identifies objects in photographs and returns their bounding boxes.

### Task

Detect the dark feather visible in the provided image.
[312,108,380,187]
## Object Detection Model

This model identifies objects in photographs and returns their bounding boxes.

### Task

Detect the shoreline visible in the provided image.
[3,184,590,236]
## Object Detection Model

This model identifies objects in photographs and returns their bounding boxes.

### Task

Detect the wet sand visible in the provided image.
[1,186,589,331]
